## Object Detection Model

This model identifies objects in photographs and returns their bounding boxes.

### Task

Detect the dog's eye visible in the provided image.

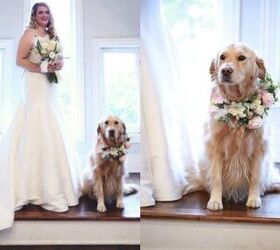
[220,54,225,60]
[238,55,246,61]
[105,121,109,125]
[114,121,119,125]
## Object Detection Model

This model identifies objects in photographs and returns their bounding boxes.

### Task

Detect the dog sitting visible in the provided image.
[83,115,131,213]
[185,43,280,211]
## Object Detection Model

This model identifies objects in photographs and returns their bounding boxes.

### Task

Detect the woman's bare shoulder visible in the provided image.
[20,29,37,43]
[21,28,37,40]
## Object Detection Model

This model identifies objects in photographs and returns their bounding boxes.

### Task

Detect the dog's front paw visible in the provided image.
[116,200,124,209]
[97,203,107,213]
[246,196,261,208]
[207,199,223,211]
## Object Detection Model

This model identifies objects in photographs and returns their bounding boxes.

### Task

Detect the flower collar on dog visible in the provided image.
[211,74,279,129]
[97,135,131,162]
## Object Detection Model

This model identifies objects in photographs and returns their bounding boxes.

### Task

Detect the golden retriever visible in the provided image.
[83,115,132,212]
[186,43,280,211]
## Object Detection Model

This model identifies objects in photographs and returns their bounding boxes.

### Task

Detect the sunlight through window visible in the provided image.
[102,49,140,136]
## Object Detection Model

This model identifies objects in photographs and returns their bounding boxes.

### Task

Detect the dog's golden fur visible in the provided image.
[185,44,280,211]
[83,115,128,213]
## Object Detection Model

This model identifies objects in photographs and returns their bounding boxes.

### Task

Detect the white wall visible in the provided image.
[0,0,25,106]
[83,0,140,145]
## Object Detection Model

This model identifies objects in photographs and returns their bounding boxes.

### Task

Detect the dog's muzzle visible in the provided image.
[221,66,233,83]
[108,129,115,138]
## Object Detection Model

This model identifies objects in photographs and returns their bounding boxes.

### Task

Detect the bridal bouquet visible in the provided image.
[35,38,63,83]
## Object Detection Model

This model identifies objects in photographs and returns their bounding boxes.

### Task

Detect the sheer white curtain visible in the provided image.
[140,0,280,207]
[140,0,195,207]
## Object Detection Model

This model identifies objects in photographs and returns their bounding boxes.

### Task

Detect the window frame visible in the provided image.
[92,38,141,172]
[0,39,14,136]
[92,38,140,140]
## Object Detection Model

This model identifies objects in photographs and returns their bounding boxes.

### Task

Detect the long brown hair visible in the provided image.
[28,2,57,40]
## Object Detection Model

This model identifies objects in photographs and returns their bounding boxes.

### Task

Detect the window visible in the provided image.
[92,38,140,172]
[102,49,140,137]
[162,0,224,155]
[28,0,85,142]
[92,39,140,141]
[0,40,13,137]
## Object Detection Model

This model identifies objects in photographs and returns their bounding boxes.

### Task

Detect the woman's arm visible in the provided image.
[16,29,56,72]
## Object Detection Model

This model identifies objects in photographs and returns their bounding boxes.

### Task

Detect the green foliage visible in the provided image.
[103,53,140,130]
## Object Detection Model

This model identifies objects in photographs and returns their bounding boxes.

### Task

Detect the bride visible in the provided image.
[0,2,82,230]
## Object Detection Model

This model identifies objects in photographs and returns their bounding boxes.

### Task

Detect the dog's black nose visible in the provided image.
[109,129,115,137]
[221,67,233,76]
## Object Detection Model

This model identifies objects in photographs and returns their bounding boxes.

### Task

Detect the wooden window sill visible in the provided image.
[141,191,280,224]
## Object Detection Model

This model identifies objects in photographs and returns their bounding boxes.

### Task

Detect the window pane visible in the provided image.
[103,50,140,134]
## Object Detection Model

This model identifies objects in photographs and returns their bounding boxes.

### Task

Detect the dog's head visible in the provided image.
[210,43,266,85]
[97,115,127,143]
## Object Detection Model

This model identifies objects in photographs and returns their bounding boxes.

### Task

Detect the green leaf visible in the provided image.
[46,72,58,84]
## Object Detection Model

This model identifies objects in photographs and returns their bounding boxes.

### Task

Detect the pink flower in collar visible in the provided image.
[247,116,263,129]
[261,91,274,107]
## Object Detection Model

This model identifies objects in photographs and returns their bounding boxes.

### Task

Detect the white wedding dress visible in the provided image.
[0,35,83,230]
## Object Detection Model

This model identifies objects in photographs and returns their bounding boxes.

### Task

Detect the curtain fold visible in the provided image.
[140,0,195,206]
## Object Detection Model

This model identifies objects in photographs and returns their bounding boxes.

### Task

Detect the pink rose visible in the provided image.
[119,155,126,162]
[247,116,263,129]
[261,91,274,107]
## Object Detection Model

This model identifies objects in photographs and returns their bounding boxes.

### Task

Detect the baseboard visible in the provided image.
[141,219,280,250]
[0,221,140,246]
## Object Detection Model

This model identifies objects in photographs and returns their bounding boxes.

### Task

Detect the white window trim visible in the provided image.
[92,38,141,173]
[92,38,140,137]
[70,0,86,143]
[220,0,241,44]
[23,0,86,143]
[0,39,14,136]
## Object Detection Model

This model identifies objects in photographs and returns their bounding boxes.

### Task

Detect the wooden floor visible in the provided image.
[15,174,140,221]
[141,191,280,224]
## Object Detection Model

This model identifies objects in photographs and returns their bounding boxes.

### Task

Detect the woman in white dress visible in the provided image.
[0,2,82,230]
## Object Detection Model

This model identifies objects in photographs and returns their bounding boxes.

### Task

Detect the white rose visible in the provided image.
[49,51,56,59]
[255,105,265,115]
[110,149,118,157]
[41,49,48,55]
[251,99,262,109]
[228,102,245,117]
[47,40,57,52]
[40,41,48,49]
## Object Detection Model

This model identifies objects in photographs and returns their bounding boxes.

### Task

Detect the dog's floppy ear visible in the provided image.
[209,58,216,81]
[256,57,266,80]
[97,123,102,135]
[122,122,127,135]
